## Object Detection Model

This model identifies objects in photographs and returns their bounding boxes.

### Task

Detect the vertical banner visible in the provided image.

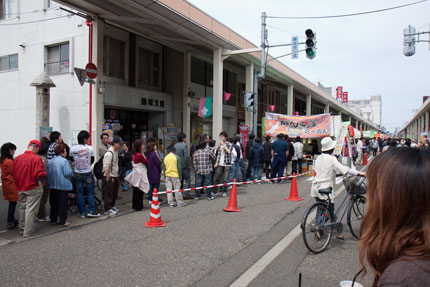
[342,91,348,104]
[239,126,249,153]
[336,86,343,102]
[262,117,265,138]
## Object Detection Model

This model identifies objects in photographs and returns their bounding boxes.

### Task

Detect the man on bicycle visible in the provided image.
[312,137,365,238]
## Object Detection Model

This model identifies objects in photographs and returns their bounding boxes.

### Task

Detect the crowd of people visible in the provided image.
[1,128,429,238]
[0,129,308,236]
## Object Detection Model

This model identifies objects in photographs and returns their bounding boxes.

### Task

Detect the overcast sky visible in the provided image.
[188,0,430,132]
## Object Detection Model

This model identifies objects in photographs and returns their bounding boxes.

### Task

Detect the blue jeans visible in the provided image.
[148,183,160,201]
[239,159,247,182]
[232,161,239,182]
[271,155,286,183]
[195,173,212,198]
[250,167,262,181]
[123,169,132,191]
[74,172,96,215]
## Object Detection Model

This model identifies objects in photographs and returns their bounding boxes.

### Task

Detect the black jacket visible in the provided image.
[246,140,254,161]
[263,141,272,162]
[249,143,264,167]
[287,141,295,161]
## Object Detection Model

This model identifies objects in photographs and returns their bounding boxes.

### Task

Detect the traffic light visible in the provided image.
[244,92,254,108]
[305,29,316,59]
[403,25,416,57]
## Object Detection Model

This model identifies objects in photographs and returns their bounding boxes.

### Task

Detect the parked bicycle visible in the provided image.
[301,175,367,254]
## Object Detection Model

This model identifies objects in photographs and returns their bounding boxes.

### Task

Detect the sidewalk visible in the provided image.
[0,172,308,247]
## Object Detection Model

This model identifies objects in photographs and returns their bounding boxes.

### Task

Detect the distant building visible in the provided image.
[347,96,382,127]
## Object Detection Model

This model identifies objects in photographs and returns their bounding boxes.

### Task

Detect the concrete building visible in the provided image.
[0,0,380,155]
[347,96,382,127]
[398,97,430,143]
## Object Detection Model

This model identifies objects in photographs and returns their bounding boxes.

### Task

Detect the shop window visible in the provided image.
[1,0,18,20]
[103,36,125,79]
[45,43,69,75]
[0,53,18,71]
[138,48,161,88]
[191,57,205,86]
[191,57,213,87]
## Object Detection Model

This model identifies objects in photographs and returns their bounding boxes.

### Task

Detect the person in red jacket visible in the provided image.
[13,140,47,238]
[1,142,18,230]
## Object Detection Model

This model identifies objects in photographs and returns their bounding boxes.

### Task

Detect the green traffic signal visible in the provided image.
[306,48,315,57]
[305,28,316,59]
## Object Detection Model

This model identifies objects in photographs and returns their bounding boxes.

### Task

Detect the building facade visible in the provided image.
[347,95,382,127]
[398,97,430,143]
[1,0,380,155]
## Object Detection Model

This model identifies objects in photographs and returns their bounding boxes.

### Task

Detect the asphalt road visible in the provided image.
[0,170,373,286]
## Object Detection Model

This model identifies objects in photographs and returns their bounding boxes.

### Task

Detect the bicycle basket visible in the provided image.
[343,175,367,195]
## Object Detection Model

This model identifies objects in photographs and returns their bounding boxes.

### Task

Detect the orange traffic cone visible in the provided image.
[285,173,304,201]
[223,179,242,212]
[145,188,166,228]
[363,153,368,166]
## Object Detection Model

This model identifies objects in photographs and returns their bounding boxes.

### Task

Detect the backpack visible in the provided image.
[93,151,113,179]
[232,144,241,161]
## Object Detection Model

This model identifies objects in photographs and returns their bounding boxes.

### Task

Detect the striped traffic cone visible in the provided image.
[145,188,166,228]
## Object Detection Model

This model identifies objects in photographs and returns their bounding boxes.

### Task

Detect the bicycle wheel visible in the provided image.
[302,203,334,254]
[347,195,367,239]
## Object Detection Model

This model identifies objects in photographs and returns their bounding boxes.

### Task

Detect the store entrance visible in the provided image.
[104,108,153,145]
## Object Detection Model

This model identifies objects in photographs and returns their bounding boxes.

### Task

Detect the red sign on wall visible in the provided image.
[343,91,348,104]
[336,86,343,102]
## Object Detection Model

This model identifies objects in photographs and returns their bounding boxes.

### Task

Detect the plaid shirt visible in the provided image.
[193,149,215,175]
[216,141,232,166]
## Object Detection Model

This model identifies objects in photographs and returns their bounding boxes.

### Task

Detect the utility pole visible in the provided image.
[253,12,267,136]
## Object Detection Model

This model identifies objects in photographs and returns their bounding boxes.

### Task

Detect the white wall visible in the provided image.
[0,1,90,154]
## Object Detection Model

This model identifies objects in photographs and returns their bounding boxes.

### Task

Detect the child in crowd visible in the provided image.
[163,146,186,207]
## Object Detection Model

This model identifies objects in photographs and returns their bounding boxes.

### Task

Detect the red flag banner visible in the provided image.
[264,112,331,138]
[343,91,348,104]
[336,86,343,102]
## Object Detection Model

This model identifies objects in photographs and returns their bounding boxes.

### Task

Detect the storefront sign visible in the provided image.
[198,97,212,118]
[334,122,349,156]
[264,112,331,138]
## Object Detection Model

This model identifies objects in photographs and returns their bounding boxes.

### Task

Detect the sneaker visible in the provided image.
[169,204,176,208]
[57,222,71,227]
[207,197,214,201]
[211,192,219,197]
[23,232,39,238]
[222,192,227,197]
[37,216,50,223]
[112,206,120,212]
[79,214,86,219]
[6,223,15,230]
[177,202,187,207]
[195,197,200,200]
[87,212,101,218]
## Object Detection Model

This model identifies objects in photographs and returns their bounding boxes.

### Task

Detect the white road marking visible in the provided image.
[229,163,368,287]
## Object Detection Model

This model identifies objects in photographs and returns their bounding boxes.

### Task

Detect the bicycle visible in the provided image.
[301,175,367,254]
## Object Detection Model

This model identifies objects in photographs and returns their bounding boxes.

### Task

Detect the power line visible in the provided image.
[0,15,71,26]
[266,0,428,19]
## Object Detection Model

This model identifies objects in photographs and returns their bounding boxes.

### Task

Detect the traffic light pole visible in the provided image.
[253,12,267,136]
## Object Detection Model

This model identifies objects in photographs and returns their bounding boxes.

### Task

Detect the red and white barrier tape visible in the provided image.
[156,170,314,195]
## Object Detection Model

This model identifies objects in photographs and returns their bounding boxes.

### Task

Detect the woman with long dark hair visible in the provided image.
[359,147,430,286]
[124,139,149,211]
[145,142,161,203]
[1,142,18,229]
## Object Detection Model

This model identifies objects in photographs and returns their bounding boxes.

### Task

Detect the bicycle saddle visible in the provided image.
[318,187,333,195]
